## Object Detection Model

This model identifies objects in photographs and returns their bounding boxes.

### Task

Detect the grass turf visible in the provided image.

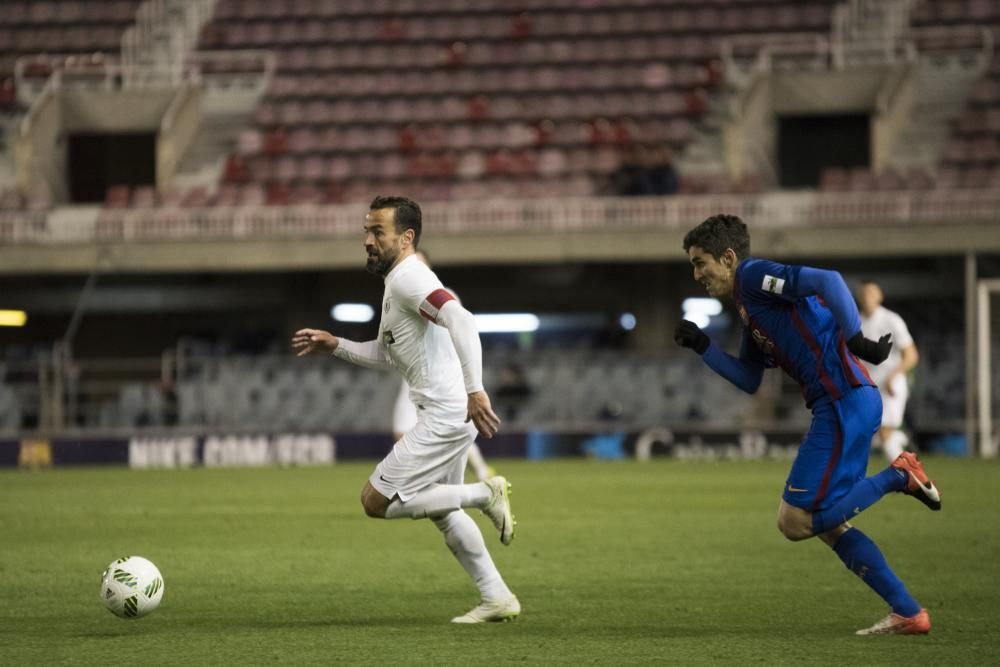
[1,458,998,666]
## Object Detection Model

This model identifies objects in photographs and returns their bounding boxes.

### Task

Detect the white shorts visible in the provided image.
[878,374,909,429]
[370,414,475,502]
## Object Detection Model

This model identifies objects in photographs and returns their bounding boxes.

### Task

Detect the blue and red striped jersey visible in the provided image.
[733,258,874,408]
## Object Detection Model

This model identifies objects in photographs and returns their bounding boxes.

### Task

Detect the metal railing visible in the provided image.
[721,32,832,79]
[14,49,275,98]
[2,190,999,247]
[121,0,217,72]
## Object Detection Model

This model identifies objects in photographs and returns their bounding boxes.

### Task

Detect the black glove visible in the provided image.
[847,331,893,365]
[674,319,710,355]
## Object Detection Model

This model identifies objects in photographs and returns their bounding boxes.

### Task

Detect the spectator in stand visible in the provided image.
[609,145,679,196]
[642,145,680,196]
[609,145,648,196]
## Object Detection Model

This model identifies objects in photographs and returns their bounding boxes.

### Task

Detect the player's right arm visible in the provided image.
[291,328,392,370]
[674,320,765,393]
[432,299,502,439]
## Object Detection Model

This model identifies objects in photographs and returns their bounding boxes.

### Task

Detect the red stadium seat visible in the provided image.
[105,185,131,209]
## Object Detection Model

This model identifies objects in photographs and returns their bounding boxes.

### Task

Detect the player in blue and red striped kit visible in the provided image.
[674,214,941,636]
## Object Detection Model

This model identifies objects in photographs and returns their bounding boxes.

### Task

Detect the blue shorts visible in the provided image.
[783,385,881,512]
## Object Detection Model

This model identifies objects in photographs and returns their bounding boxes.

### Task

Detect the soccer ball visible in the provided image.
[100,556,164,619]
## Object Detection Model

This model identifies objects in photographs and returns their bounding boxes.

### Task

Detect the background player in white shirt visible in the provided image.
[392,250,495,482]
[857,280,920,461]
[292,196,519,623]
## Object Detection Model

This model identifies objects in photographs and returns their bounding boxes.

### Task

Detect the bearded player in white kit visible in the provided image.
[857,280,920,461]
[292,196,519,623]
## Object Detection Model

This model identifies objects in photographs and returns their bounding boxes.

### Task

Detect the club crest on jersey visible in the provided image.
[762,275,785,295]
[384,298,391,314]
[382,329,395,345]
[751,328,775,354]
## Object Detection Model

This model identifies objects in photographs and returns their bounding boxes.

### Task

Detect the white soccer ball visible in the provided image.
[100,556,164,619]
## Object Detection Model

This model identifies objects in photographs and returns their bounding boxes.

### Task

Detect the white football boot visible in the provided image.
[451,595,521,624]
[481,476,515,545]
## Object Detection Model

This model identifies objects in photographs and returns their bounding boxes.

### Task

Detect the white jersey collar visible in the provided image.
[863,305,886,321]
[385,252,418,283]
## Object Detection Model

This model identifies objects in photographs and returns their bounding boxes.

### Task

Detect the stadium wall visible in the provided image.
[2,198,999,274]
[0,428,857,469]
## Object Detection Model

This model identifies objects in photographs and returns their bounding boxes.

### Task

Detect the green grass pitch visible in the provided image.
[2,458,999,666]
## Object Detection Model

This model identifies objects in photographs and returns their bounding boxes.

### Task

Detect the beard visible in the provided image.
[366,247,398,276]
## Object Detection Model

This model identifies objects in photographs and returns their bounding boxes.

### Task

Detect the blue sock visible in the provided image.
[811,467,907,534]
[832,528,921,617]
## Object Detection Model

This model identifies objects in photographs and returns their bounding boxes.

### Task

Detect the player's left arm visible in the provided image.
[783,264,893,365]
[396,269,499,438]
[432,299,501,439]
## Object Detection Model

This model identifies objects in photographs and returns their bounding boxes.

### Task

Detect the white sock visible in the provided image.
[384,482,491,519]
[883,430,908,461]
[466,444,492,481]
[433,510,512,602]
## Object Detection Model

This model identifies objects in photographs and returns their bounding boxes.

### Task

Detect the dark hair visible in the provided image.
[370,195,422,247]
[682,214,750,261]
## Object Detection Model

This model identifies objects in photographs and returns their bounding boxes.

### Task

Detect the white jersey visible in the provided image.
[377,254,468,420]
[393,379,419,435]
[860,305,914,387]
[393,284,462,435]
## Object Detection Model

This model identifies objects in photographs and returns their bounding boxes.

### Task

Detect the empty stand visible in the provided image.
[0,1,143,76]
[195,0,839,202]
